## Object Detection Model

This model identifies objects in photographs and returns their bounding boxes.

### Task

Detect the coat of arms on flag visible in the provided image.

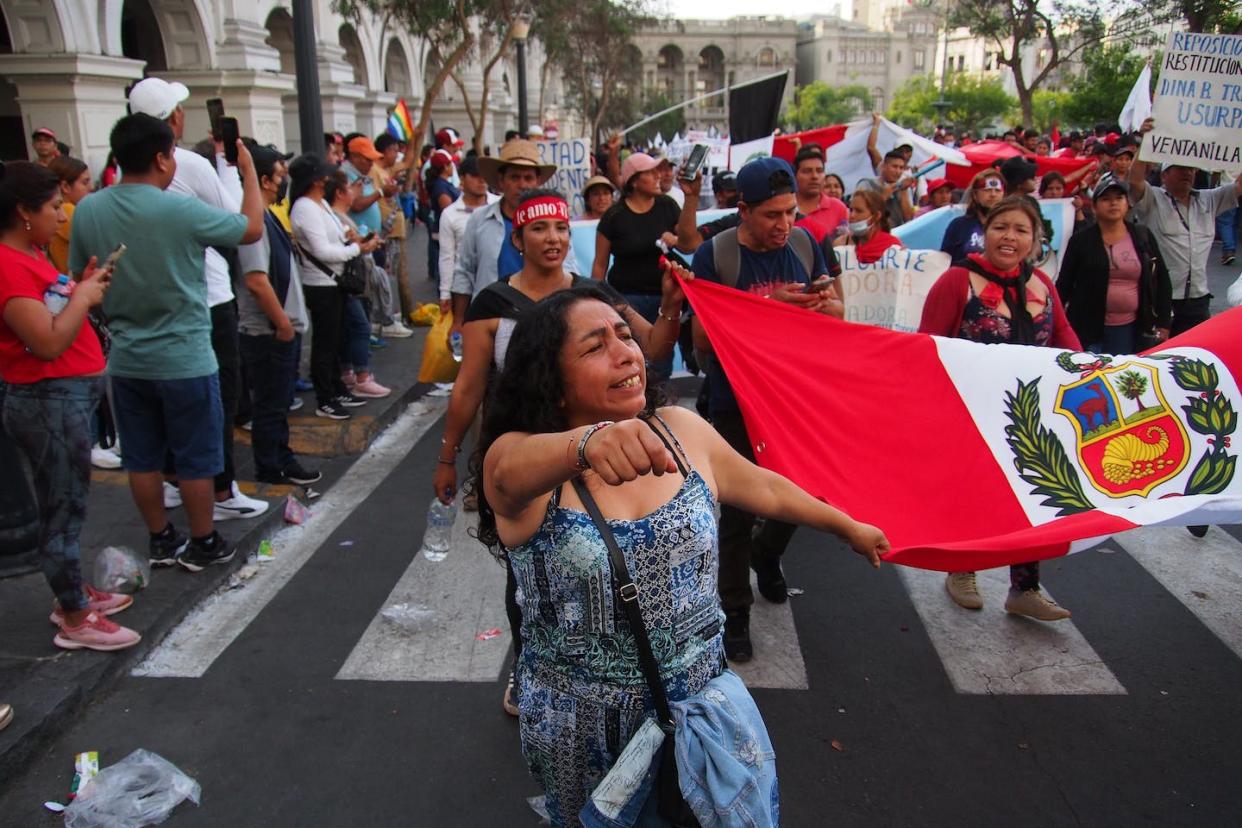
[1005,351,1237,517]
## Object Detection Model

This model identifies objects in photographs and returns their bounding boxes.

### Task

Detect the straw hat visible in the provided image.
[477,139,556,189]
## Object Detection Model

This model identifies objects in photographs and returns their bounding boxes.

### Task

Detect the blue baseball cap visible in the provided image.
[737,157,795,205]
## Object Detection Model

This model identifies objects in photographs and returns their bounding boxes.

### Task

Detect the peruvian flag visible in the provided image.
[683,277,1242,571]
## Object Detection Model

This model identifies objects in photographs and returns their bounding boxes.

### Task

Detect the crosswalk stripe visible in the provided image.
[896,566,1127,695]
[730,574,809,690]
[132,398,448,678]
[336,506,510,682]
[1113,525,1242,662]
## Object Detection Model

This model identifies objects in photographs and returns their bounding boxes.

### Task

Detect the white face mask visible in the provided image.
[848,219,871,236]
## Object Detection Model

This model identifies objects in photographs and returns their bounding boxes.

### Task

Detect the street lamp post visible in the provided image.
[292,0,325,156]
[512,11,533,137]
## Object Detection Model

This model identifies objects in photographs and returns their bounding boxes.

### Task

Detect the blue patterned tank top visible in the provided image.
[505,414,725,708]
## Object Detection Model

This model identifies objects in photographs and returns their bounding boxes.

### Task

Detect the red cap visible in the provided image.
[926,177,953,193]
[428,149,454,169]
[32,127,57,140]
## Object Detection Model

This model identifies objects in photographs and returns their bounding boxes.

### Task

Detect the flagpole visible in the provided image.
[621,69,789,137]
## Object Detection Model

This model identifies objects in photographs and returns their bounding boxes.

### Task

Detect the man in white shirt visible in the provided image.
[1130,117,1242,336]
[128,77,268,522]
[436,155,499,311]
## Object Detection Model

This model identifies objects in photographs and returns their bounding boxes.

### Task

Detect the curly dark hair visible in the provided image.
[467,283,664,556]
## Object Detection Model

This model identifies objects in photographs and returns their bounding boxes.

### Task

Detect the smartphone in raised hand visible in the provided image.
[220,117,240,166]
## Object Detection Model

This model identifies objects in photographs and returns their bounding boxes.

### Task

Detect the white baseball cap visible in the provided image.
[128,77,190,120]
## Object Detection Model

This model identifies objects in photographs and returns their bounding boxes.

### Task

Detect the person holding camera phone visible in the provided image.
[592,153,684,386]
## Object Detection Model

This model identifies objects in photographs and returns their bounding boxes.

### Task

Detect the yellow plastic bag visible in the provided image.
[418,311,460,384]
[409,303,441,327]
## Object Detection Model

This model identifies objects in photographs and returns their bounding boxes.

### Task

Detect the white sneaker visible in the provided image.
[380,322,414,338]
[212,482,269,521]
[163,481,182,509]
[90,445,122,470]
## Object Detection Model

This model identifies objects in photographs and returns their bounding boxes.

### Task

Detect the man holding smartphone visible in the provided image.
[127,78,270,523]
[689,156,843,663]
[69,113,266,572]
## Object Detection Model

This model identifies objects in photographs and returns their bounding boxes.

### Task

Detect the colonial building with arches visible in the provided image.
[0,1,548,173]
[631,16,799,135]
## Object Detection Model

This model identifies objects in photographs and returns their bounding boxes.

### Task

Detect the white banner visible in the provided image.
[686,130,730,169]
[729,135,775,172]
[835,247,951,333]
[536,139,593,217]
[1140,32,1242,174]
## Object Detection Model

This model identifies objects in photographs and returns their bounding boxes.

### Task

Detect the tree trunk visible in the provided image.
[414,2,476,151]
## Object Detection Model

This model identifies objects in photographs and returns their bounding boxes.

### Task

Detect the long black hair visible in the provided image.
[468,284,664,556]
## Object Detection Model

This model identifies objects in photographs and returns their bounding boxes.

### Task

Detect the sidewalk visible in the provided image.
[0,233,444,789]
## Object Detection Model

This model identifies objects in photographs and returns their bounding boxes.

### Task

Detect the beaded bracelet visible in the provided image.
[656,306,680,324]
[575,421,615,471]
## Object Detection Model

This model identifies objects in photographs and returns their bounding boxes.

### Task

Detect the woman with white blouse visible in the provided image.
[288,154,380,420]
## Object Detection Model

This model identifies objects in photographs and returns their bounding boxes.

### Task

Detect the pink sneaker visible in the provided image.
[53,612,141,652]
[341,369,356,389]
[351,377,391,398]
[49,585,134,626]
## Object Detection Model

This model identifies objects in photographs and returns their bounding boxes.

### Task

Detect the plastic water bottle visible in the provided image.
[420,497,456,562]
[449,331,464,363]
[43,275,73,316]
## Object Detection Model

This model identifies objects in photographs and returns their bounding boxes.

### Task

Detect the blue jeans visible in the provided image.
[621,293,672,384]
[1089,321,1139,355]
[239,333,296,477]
[2,377,104,612]
[1217,207,1239,255]
[339,294,371,373]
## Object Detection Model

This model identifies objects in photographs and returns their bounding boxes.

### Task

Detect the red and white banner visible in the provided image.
[683,277,1242,571]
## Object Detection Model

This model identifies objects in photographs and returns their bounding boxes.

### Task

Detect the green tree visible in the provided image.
[626,91,685,146]
[1031,89,1071,134]
[1115,370,1150,412]
[334,0,483,150]
[536,0,651,143]
[1153,0,1242,32]
[950,0,1156,126]
[1061,45,1155,129]
[784,81,872,130]
[887,73,1016,135]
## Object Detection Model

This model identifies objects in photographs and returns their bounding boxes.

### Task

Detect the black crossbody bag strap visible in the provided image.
[569,476,674,727]
[569,476,699,827]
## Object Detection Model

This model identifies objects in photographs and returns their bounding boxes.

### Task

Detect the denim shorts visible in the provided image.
[111,373,224,479]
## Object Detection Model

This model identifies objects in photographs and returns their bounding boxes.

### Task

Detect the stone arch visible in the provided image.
[384,37,413,97]
[264,8,296,75]
[118,0,211,70]
[697,45,725,106]
[656,44,684,99]
[338,23,367,87]
[1,0,66,52]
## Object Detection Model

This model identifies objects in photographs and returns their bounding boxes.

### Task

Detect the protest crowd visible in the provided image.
[4,64,1242,826]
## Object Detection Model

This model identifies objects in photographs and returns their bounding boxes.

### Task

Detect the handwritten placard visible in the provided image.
[537,139,593,217]
[1141,32,1242,174]
[835,247,950,332]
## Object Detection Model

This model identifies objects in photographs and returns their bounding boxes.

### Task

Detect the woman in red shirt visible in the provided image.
[840,188,903,264]
[0,161,139,652]
[918,195,1081,623]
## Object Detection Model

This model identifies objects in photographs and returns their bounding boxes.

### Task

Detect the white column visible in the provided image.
[0,53,145,175]
[162,69,297,151]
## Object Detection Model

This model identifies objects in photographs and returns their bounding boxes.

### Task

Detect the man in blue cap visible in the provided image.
[689,155,842,662]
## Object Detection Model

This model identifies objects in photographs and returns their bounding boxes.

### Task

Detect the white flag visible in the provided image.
[728,135,775,171]
[1119,63,1153,133]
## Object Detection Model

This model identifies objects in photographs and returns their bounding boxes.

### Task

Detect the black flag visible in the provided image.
[728,71,789,144]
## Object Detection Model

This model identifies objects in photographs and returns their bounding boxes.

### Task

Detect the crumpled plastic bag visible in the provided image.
[62,749,200,828]
[417,311,460,384]
[380,602,436,632]
[92,547,150,594]
[409,302,441,327]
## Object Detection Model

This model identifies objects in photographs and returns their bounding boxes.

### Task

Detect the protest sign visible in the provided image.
[537,139,593,217]
[1140,32,1242,174]
[835,247,950,332]
[686,130,730,169]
